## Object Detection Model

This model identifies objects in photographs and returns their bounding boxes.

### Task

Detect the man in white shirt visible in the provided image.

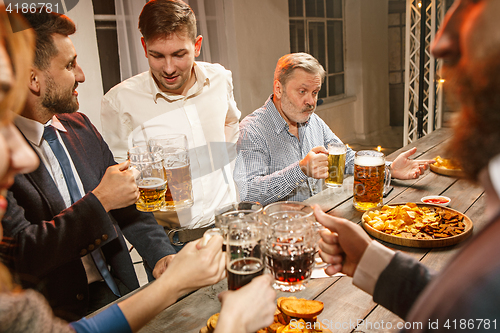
[315,0,500,328]
[101,0,240,249]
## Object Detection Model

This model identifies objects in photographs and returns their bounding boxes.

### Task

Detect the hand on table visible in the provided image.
[391,147,435,180]
[313,205,371,277]
[215,274,276,333]
[92,160,140,212]
[299,146,329,179]
[161,235,226,296]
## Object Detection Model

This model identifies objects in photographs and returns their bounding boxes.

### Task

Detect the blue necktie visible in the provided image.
[43,125,121,297]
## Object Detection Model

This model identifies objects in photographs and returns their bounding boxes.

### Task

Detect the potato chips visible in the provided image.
[434,156,462,170]
[362,203,466,240]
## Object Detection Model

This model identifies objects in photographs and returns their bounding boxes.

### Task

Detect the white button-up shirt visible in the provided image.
[101,62,241,229]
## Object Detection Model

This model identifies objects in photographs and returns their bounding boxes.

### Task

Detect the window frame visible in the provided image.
[289,0,346,103]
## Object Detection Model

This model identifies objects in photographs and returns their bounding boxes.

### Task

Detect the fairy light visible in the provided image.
[377,146,382,152]
[417,1,422,8]
[439,79,445,83]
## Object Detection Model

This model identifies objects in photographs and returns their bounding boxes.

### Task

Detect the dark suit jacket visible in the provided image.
[373,211,500,332]
[2,112,175,321]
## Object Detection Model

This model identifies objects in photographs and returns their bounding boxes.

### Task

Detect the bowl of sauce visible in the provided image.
[421,195,451,207]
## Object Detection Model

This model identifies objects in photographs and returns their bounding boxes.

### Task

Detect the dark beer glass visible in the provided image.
[263,202,316,292]
[226,218,264,290]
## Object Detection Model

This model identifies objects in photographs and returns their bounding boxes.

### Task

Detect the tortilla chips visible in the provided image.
[434,156,462,170]
[362,203,466,240]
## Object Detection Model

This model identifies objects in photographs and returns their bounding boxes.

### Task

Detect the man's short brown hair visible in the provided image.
[22,9,75,70]
[139,0,197,43]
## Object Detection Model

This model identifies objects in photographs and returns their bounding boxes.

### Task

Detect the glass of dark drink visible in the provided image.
[226,217,264,290]
[215,202,263,251]
[263,202,316,292]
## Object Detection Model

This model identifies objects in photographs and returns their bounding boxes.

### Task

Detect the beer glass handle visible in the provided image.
[384,165,392,196]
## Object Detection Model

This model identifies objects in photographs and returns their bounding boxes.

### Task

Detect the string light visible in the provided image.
[439,79,445,83]
[417,2,422,8]
[377,146,382,152]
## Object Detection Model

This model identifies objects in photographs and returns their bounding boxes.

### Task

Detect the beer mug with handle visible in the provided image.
[149,134,194,211]
[226,216,265,290]
[263,202,316,292]
[128,145,166,212]
[325,142,347,188]
[353,150,391,211]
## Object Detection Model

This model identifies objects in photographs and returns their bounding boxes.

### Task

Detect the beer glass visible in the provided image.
[263,202,316,292]
[325,142,347,188]
[226,217,265,290]
[149,134,194,211]
[215,202,263,251]
[353,150,391,211]
[128,145,166,212]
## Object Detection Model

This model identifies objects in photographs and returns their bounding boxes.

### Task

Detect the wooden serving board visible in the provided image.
[430,163,464,178]
[362,203,473,248]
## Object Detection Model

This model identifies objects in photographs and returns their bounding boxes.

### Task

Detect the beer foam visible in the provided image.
[138,177,166,188]
[354,155,385,167]
[328,147,346,154]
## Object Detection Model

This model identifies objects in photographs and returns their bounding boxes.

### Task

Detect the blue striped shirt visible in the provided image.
[235,95,355,205]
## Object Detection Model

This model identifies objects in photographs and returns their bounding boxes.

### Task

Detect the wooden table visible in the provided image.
[113,128,487,332]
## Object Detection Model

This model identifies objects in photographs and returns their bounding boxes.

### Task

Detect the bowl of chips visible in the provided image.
[361,202,473,248]
[430,156,464,177]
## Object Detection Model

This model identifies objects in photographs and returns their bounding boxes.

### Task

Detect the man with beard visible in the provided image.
[313,0,500,328]
[1,10,177,321]
[235,53,433,205]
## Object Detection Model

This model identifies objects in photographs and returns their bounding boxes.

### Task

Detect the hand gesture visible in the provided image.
[161,235,226,296]
[299,146,329,179]
[153,254,176,279]
[313,205,372,277]
[215,275,276,333]
[92,160,140,212]
[391,147,435,180]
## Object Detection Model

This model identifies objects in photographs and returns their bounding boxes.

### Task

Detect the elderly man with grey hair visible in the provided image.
[234,53,433,205]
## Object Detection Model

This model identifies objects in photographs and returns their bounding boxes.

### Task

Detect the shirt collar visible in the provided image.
[264,95,289,134]
[14,115,67,147]
[150,62,210,103]
[489,153,500,200]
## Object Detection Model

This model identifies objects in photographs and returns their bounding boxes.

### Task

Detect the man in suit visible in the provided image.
[314,0,500,330]
[1,10,176,321]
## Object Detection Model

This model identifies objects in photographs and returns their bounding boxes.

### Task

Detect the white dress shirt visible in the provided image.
[14,115,103,284]
[101,62,241,229]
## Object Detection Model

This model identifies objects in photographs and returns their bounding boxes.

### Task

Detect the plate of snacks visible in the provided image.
[361,202,473,248]
[430,156,464,178]
[201,297,332,333]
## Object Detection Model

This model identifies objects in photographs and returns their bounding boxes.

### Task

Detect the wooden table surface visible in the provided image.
[112,128,487,332]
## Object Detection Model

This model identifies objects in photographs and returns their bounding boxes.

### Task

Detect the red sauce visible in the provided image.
[423,198,449,204]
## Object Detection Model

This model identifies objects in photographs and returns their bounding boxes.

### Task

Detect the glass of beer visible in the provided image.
[325,142,347,188]
[263,202,316,292]
[150,134,194,211]
[353,150,391,211]
[128,145,166,212]
[215,202,263,251]
[226,217,265,290]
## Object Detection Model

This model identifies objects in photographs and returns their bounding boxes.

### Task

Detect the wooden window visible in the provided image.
[289,0,345,100]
